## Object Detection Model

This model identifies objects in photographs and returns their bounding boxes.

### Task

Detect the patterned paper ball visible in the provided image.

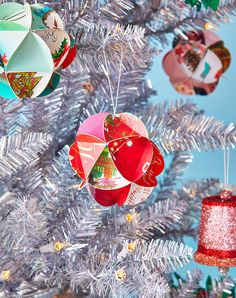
[163,30,231,96]
[0,2,76,99]
[69,113,165,207]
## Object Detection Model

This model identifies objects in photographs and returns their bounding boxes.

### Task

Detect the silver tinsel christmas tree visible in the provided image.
[0,0,236,297]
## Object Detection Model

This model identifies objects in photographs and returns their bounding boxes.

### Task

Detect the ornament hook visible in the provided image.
[223,147,230,191]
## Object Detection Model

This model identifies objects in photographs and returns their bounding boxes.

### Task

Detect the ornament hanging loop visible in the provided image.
[102,48,123,116]
[218,147,231,276]
[114,50,124,116]
[223,147,230,190]
[102,48,116,115]
[220,147,231,200]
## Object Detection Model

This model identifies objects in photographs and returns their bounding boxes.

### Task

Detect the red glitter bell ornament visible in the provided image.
[194,190,236,267]
[69,112,164,207]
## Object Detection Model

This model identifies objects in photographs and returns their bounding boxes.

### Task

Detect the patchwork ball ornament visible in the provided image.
[69,113,165,207]
[0,2,76,99]
[163,30,231,96]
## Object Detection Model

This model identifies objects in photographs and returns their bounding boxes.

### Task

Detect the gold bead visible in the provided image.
[204,22,215,30]
[126,213,134,222]
[115,269,126,281]
[114,24,122,33]
[1,270,11,281]
[127,242,136,253]
[54,241,66,252]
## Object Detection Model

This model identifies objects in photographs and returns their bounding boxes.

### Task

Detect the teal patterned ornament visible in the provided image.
[185,0,220,11]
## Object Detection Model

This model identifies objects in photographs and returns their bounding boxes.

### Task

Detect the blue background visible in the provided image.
[150,19,236,284]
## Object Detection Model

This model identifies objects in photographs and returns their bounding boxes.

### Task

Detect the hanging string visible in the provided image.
[114,50,124,115]
[223,147,230,190]
[217,149,231,277]
[102,49,124,115]
[102,49,116,115]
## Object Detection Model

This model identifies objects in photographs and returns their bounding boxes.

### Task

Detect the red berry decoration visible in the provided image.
[163,30,231,96]
[69,113,164,207]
